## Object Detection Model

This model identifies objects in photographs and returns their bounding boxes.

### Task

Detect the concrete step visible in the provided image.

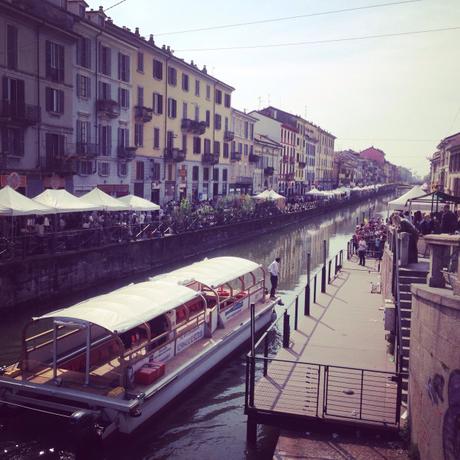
[402,346,410,357]
[399,275,428,284]
[402,380,408,391]
[400,309,412,319]
[402,336,410,347]
[401,356,409,369]
[401,318,411,328]
[399,300,412,309]
[401,326,411,338]
[400,292,412,301]
[399,268,429,278]
[399,284,412,292]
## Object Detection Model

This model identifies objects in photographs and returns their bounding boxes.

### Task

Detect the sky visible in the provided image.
[86,0,460,177]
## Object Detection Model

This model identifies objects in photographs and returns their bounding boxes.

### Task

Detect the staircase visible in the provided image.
[397,266,428,402]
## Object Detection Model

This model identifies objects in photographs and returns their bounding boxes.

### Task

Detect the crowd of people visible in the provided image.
[352,217,387,266]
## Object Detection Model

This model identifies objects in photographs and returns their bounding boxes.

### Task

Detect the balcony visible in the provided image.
[264,166,274,176]
[117,146,137,161]
[286,173,295,181]
[181,119,207,135]
[96,99,120,118]
[135,106,153,123]
[224,130,235,142]
[202,152,219,165]
[164,148,186,162]
[231,151,242,161]
[42,156,76,175]
[76,142,98,158]
[0,101,41,126]
[282,155,289,163]
[298,160,307,168]
[249,153,260,163]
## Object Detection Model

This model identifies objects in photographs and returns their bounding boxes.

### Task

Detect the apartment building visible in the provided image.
[253,134,282,192]
[430,132,460,195]
[0,0,76,196]
[313,127,336,190]
[229,108,256,195]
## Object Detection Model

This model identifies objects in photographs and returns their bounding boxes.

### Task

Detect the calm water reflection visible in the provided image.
[0,196,391,460]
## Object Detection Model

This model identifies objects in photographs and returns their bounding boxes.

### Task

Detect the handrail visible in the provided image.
[393,228,403,374]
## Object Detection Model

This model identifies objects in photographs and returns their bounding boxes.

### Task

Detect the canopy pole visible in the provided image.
[85,323,91,386]
[52,322,58,380]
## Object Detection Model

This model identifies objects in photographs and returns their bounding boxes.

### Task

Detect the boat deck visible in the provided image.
[13,297,275,399]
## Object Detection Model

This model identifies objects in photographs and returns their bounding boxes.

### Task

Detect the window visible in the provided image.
[182,102,188,119]
[193,136,201,154]
[194,105,199,122]
[166,131,174,149]
[77,160,93,175]
[134,123,144,146]
[76,120,91,144]
[225,117,229,131]
[195,79,200,96]
[1,127,24,156]
[46,41,65,82]
[203,167,209,181]
[206,84,211,100]
[118,52,130,82]
[182,73,189,91]
[79,4,85,16]
[45,133,65,159]
[244,121,249,139]
[167,66,177,86]
[152,162,161,180]
[98,161,110,176]
[137,86,144,106]
[153,59,163,79]
[213,168,219,181]
[167,98,177,118]
[249,124,254,140]
[99,44,111,76]
[238,142,242,153]
[214,141,220,155]
[215,89,222,104]
[244,144,248,156]
[152,93,163,115]
[118,127,129,147]
[192,166,199,181]
[99,125,112,156]
[99,81,111,99]
[76,74,91,98]
[7,25,18,70]
[204,139,211,154]
[76,36,91,69]
[153,127,160,149]
[118,87,129,108]
[137,52,144,72]
[205,110,211,127]
[224,93,231,108]
[215,114,222,130]
[45,87,64,113]
[223,142,229,158]
[136,161,144,180]
[118,162,128,177]
[182,134,187,152]
[223,168,228,181]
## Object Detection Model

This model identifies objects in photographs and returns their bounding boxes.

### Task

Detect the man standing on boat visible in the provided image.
[268,257,281,299]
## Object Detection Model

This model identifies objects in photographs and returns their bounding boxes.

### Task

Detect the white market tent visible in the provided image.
[153,256,261,289]
[254,190,285,201]
[38,280,199,334]
[0,185,53,216]
[306,187,325,196]
[80,187,130,211]
[118,194,160,211]
[34,189,100,213]
[388,185,432,212]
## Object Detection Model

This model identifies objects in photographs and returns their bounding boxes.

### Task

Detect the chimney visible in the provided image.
[135,27,140,36]
[149,34,155,44]
[202,65,207,74]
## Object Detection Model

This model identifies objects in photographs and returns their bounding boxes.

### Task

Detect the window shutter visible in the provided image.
[108,125,112,154]
[118,52,122,80]
[126,55,130,82]
[58,45,65,82]
[85,38,91,69]
[76,74,81,97]
[87,76,91,97]
[106,47,112,76]
[59,135,65,156]
[18,130,24,156]
[45,88,52,111]
[45,41,51,75]
[58,90,64,113]
[158,95,163,114]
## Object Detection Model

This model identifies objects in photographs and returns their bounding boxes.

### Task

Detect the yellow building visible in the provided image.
[116,28,234,204]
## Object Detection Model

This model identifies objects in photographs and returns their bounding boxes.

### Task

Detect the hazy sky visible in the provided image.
[87,0,460,177]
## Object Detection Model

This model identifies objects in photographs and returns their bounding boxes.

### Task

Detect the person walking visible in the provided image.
[268,257,281,299]
[357,238,367,266]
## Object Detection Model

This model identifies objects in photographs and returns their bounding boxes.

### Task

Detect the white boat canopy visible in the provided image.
[34,189,100,213]
[118,194,160,211]
[80,187,130,211]
[0,186,53,216]
[388,185,432,212]
[37,280,200,334]
[153,256,262,289]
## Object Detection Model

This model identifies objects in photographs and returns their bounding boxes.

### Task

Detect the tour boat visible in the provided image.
[0,257,277,438]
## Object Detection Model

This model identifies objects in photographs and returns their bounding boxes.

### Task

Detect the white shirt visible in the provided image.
[268,260,280,277]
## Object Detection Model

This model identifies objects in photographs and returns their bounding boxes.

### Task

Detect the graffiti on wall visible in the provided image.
[427,373,445,405]
[443,370,460,460]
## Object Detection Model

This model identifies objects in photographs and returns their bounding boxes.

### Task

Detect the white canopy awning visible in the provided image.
[0,186,53,216]
[80,187,130,211]
[34,189,100,213]
[118,194,160,211]
[306,188,325,196]
[37,280,200,334]
[388,185,432,212]
[153,256,262,289]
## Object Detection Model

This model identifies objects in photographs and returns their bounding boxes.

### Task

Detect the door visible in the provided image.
[151,189,160,205]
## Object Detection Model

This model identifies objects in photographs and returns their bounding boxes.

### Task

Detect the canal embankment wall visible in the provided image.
[0,188,395,310]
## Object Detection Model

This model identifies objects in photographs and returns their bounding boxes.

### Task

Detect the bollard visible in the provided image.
[328,260,332,284]
[313,274,317,303]
[283,310,290,348]
[295,296,299,330]
[305,282,310,316]
[321,240,327,293]
[335,254,338,276]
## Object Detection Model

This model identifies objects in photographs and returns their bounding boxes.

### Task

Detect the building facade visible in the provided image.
[430,132,460,195]
[253,133,282,192]
[313,127,336,190]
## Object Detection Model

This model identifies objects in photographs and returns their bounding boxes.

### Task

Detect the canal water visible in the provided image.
[0,196,391,460]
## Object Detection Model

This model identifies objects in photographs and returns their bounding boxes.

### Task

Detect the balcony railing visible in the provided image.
[164,148,186,162]
[42,156,76,175]
[298,160,307,168]
[76,142,99,158]
[0,101,41,126]
[231,151,242,161]
[97,99,121,118]
[224,130,235,142]
[135,106,153,123]
[264,166,274,176]
[202,152,219,165]
[117,146,137,161]
[181,119,206,135]
[249,153,260,163]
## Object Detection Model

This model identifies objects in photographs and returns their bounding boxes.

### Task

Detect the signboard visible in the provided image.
[98,184,129,196]
[1,172,27,189]
[152,342,175,363]
[223,296,249,322]
[176,324,205,354]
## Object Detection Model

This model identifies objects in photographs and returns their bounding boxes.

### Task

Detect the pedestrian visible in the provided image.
[357,238,367,266]
[441,204,457,234]
[268,257,281,299]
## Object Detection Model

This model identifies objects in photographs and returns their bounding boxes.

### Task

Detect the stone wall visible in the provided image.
[409,285,460,460]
